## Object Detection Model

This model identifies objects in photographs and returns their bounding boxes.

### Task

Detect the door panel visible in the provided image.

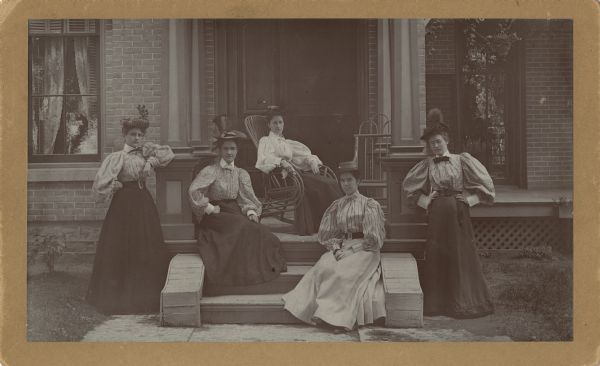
[279,20,359,168]
[241,20,279,114]
[231,20,361,169]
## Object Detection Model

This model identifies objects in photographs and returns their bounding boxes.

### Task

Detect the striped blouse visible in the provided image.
[402,152,495,209]
[318,191,386,252]
[188,160,262,221]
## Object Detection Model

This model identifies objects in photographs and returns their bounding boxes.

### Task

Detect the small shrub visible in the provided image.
[28,233,67,273]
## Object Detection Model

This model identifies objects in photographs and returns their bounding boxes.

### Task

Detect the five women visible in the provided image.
[89,106,494,327]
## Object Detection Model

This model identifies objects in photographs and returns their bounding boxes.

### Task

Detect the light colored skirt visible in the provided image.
[282,239,386,330]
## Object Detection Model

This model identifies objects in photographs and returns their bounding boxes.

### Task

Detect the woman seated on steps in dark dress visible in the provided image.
[402,108,495,319]
[255,110,342,235]
[188,130,287,287]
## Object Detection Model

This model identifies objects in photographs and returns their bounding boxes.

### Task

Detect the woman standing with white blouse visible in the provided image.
[87,110,174,314]
[403,109,495,318]
[255,111,342,235]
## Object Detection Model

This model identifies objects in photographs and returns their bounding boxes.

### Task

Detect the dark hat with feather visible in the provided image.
[420,108,450,141]
[121,105,150,134]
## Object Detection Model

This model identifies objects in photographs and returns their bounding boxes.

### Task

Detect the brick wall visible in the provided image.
[525,20,573,189]
[27,19,165,246]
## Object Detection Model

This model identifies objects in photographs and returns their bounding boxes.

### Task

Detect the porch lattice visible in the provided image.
[472,217,561,251]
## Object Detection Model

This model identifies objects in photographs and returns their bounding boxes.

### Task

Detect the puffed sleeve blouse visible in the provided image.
[92,142,174,202]
[255,132,323,173]
[188,161,262,222]
[317,191,386,252]
[402,152,495,210]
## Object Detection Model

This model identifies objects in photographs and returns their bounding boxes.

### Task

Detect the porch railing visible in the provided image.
[348,115,392,211]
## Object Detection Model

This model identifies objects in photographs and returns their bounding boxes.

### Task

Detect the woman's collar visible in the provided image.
[123,144,138,153]
[268,131,284,139]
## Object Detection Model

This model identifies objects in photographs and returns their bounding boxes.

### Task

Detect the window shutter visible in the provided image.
[28,20,63,34]
[66,19,97,33]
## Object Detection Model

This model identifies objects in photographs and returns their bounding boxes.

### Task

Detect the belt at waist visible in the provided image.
[121,180,146,189]
[434,189,462,197]
[343,232,364,239]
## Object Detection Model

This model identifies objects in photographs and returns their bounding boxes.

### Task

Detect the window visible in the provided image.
[29,19,101,163]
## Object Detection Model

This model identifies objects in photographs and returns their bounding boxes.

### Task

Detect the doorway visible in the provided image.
[217,19,364,169]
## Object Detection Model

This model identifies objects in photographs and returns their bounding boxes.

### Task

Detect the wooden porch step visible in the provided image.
[165,237,426,264]
[203,265,310,296]
[381,253,423,328]
[160,254,205,327]
[199,253,423,327]
[200,293,301,324]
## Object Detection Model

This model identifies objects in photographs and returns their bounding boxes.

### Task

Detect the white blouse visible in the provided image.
[92,143,174,202]
[188,159,261,221]
[255,132,323,173]
[402,152,495,209]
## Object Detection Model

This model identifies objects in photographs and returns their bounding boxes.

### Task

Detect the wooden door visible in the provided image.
[222,20,362,169]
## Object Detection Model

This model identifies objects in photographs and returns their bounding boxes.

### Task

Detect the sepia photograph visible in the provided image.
[23,17,574,343]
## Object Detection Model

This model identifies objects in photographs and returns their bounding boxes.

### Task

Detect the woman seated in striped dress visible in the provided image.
[282,162,387,332]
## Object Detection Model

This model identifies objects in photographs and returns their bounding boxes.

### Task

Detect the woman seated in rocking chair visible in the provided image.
[189,130,287,286]
[255,110,342,235]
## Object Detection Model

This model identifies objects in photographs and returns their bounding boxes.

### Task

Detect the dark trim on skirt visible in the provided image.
[86,182,171,315]
[423,195,494,318]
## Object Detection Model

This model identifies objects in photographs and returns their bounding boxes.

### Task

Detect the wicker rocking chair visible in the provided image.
[243,114,337,224]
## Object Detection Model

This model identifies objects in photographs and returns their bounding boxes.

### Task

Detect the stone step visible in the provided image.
[203,265,310,296]
[200,293,301,324]
[165,237,426,264]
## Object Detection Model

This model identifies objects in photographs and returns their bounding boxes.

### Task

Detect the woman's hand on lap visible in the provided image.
[248,213,259,222]
[334,248,353,261]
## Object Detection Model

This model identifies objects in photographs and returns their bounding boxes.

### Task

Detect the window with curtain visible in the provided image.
[29,19,100,162]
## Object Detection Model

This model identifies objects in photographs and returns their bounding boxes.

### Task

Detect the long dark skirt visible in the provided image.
[196,199,287,286]
[423,195,494,318]
[295,172,342,236]
[86,182,170,315]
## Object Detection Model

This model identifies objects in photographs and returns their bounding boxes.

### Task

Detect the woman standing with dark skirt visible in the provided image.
[189,131,287,286]
[86,108,174,314]
[255,111,342,235]
[402,109,495,319]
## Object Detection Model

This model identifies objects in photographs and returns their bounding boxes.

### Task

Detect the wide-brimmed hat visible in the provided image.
[337,160,359,177]
[215,130,248,142]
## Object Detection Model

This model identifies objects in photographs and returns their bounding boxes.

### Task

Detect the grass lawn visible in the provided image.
[27,252,572,341]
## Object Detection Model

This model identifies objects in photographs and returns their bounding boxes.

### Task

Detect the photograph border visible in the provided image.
[1,0,599,365]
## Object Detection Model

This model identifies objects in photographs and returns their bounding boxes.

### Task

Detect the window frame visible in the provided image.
[453,20,526,187]
[28,19,102,164]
